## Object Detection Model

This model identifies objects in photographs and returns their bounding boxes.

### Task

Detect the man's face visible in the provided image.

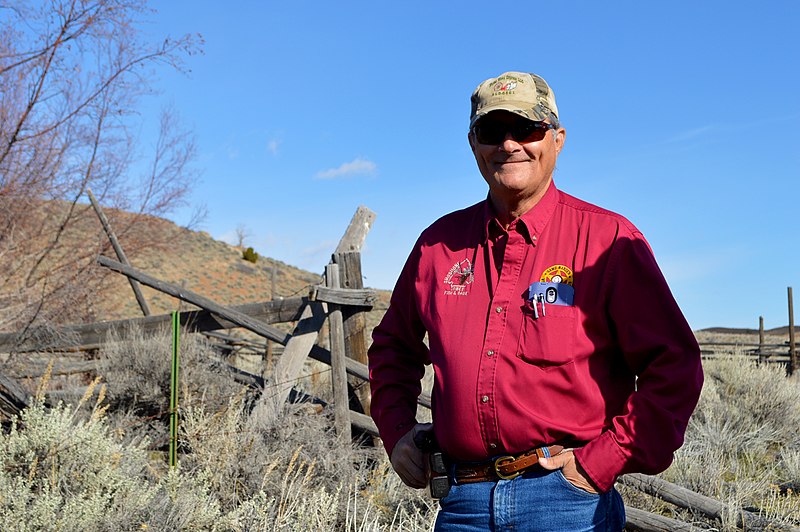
[469,111,566,208]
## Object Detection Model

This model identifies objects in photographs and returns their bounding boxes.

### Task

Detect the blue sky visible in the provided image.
[141,1,800,331]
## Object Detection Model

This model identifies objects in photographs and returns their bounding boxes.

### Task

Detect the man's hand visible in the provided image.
[389,422,432,488]
[538,450,600,494]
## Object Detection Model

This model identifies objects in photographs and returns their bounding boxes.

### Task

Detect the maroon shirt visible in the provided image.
[368,181,703,492]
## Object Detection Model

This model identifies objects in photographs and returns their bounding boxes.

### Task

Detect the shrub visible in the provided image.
[242,247,258,263]
[1,323,442,531]
[619,356,800,530]
[98,325,243,415]
[0,384,158,531]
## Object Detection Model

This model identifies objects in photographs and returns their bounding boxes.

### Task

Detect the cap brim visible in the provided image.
[470,102,550,128]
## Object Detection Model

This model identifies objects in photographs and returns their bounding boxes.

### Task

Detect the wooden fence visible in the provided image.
[0,198,797,531]
[698,310,798,373]
[0,204,387,436]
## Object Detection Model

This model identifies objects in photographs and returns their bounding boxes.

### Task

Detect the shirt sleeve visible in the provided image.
[368,241,431,458]
[573,231,704,492]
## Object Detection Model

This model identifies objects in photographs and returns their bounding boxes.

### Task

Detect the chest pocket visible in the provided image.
[516,301,577,367]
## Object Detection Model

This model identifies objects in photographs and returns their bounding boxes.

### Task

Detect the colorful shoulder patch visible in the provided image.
[540,264,573,286]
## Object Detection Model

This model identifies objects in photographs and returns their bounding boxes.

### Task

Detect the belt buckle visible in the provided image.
[493,455,521,480]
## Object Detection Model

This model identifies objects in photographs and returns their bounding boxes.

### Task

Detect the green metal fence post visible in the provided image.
[169,311,180,467]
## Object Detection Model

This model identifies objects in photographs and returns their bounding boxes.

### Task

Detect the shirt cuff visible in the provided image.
[379,418,417,459]
[573,431,627,493]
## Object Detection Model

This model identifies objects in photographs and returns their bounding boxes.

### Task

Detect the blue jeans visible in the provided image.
[434,468,625,531]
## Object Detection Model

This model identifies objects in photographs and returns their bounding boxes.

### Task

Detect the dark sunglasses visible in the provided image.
[472,118,556,145]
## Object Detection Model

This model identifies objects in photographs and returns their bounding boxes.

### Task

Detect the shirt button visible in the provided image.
[481,395,489,403]
[487,350,494,357]
[489,443,497,449]
[495,306,503,313]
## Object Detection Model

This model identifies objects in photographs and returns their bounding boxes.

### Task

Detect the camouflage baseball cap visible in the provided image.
[470,71,559,128]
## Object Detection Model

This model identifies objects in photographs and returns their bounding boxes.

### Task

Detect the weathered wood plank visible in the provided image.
[269,302,326,411]
[0,297,307,353]
[309,285,376,307]
[306,344,431,410]
[620,473,786,530]
[96,256,292,345]
[7,359,99,378]
[87,188,152,316]
[334,205,376,253]
[624,507,699,531]
[334,250,371,414]
[0,373,28,421]
[327,263,350,441]
[350,410,378,436]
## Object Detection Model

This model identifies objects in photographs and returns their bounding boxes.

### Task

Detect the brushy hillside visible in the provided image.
[0,201,391,333]
[91,213,380,320]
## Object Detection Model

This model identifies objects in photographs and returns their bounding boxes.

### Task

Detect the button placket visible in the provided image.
[476,226,528,451]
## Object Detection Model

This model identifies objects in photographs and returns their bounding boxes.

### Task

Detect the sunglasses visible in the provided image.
[472,118,556,145]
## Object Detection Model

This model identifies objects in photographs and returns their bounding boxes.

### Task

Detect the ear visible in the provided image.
[467,129,478,153]
[554,127,566,155]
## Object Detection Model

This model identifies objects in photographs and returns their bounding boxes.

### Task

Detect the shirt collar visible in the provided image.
[482,180,560,243]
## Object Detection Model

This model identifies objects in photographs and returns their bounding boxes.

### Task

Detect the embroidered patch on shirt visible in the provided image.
[443,258,473,296]
[540,264,574,286]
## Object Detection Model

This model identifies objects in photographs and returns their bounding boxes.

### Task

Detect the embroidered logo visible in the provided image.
[540,264,574,286]
[443,259,474,296]
[493,80,517,93]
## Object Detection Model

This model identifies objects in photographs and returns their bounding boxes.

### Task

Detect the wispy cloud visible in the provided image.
[658,247,743,284]
[663,125,714,144]
[315,157,377,180]
[267,138,281,155]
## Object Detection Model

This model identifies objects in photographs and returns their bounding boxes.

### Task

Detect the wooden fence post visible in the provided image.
[789,287,796,376]
[331,206,376,414]
[326,263,350,442]
[87,188,151,316]
[333,250,371,413]
[758,316,765,363]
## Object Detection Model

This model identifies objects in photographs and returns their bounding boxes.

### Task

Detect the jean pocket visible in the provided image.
[555,470,601,498]
[516,303,577,367]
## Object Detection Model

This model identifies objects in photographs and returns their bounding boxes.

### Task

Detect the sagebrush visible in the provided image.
[2,330,798,531]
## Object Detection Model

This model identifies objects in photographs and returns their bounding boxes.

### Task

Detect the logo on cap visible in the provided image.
[494,81,517,93]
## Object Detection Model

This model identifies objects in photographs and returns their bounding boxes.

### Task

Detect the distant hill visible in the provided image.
[699,326,798,336]
[0,200,390,332]
[94,214,392,329]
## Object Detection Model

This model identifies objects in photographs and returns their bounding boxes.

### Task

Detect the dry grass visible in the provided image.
[1,325,437,530]
[2,322,799,530]
[620,355,800,530]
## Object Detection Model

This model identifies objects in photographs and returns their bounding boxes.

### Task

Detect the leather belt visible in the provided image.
[452,445,565,484]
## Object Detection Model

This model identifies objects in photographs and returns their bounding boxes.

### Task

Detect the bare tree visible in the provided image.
[234,223,251,249]
[0,1,203,333]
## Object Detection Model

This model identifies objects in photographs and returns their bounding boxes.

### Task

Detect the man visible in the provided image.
[368,71,703,531]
